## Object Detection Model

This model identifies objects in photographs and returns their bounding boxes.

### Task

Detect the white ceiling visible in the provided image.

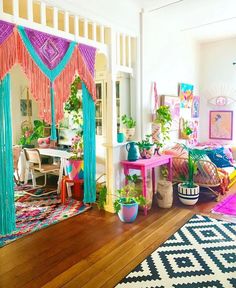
[45,0,236,43]
[134,0,236,43]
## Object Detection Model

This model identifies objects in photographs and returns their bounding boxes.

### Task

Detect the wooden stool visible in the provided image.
[61,176,84,204]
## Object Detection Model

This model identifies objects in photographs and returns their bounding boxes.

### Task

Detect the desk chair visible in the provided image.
[24,148,60,196]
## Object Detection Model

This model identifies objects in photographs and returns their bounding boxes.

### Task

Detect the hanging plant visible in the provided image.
[64,76,83,127]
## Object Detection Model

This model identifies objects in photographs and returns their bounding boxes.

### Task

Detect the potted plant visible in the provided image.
[177,144,206,205]
[65,133,84,180]
[136,134,154,159]
[126,174,153,210]
[152,105,172,151]
[121,114,136,141]
[113,183,146,223]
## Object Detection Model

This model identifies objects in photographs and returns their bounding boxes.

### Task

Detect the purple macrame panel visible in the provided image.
[0,20,15,45]
[79,44,96,77]
[24,27,70,70]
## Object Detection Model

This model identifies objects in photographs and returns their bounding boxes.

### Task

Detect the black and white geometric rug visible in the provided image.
[116,214,236,288]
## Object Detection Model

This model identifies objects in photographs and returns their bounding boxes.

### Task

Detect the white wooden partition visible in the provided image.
[0,0,138,213]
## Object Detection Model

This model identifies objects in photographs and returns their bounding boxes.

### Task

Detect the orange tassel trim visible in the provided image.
[17,32,51,123]
[78,50,96,102]
[0,28,17,80]
[54,46,79,122]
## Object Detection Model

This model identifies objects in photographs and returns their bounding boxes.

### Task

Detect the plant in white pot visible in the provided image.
[114,183,146,223]
[121,114,136,141]
[177,144,206,205]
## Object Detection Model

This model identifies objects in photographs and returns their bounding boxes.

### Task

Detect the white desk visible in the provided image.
[37,148,74,193]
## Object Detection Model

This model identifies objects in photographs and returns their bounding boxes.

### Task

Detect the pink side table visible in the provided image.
[121,155,173,215]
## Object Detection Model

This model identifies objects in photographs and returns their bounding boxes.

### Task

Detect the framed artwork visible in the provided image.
[178,83,194,109]
[209,110,233,140]
[161,95,180,131]
[192,96,200,118]
[20,99,32,116]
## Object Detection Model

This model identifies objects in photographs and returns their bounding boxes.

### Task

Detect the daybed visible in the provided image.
[165,144,236,201]
[172,157,230,200]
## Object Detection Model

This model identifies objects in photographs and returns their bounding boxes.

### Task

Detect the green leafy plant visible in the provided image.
[136,134,154,150]
[64,76,83,127]
[113,183,146,213]
[97,185,107,210]
[126,174,141,184]
[179,144,207,188]
[121,114,136,129]
[19,120,46,146]
[154,105,172,146]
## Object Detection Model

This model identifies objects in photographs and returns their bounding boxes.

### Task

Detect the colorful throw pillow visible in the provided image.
[206,147,233,168]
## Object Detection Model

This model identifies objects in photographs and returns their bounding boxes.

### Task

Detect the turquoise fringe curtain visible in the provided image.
[0,74,16,235]
[82,83,96,203]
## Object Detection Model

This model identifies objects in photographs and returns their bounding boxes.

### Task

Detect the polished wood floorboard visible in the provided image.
[0,185,235,288]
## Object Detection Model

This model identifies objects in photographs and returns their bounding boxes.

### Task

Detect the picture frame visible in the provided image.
[161,95,180,131]
[209,110,233,140]
[20,99,32,116]
[192,96,200,118]
[178,83,194,109]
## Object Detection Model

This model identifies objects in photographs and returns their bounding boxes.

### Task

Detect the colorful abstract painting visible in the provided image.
[179,83,194,109]
[209,110,233,140]
[161,95,180,130]
[192,96,200,118]
[187,119,199,146]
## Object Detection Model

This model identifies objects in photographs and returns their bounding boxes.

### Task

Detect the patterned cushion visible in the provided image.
[206,147,233,168]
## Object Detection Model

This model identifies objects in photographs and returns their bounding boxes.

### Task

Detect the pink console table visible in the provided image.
[121,155,173,215]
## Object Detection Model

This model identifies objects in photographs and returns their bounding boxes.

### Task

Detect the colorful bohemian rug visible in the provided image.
[116,214,236,288]
[0,191,91,247]
[212,194,236,216]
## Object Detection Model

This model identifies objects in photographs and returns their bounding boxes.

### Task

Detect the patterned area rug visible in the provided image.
[212,194,236,216]
[116,215,236,288]
[0,191,91,247]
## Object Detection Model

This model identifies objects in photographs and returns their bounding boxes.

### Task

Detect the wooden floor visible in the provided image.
[0,186,235,288]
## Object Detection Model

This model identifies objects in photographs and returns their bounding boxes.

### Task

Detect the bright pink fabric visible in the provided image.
[212,194,236,215]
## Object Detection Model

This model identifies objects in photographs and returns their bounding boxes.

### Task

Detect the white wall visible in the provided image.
[199,38,236,144]
[141,7,200,143]
[10,65,39,145]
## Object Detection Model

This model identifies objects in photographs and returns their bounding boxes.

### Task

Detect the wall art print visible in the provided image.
[209,110,233,140]
[179,83,194,109]
[161,95,180,131]
[192,96,200,118]
[20,99,32,116]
